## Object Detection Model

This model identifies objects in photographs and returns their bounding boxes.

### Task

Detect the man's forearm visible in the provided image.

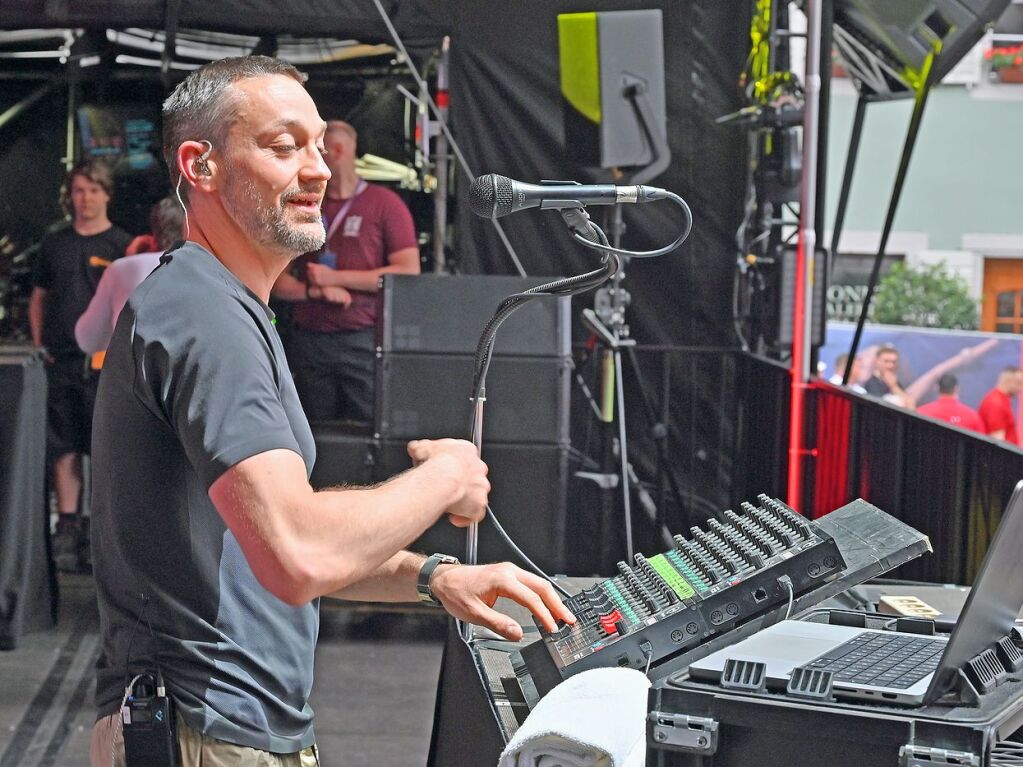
[328,549,427,602]
[331,266,406,292]
[892,385,915,409]
[210,447,473,606]
[331,248,420,292]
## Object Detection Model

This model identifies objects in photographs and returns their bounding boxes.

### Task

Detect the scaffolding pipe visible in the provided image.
[0,81,58,132]
[844,85,933,383]
[432,36,450,273]
[787,0,822,512]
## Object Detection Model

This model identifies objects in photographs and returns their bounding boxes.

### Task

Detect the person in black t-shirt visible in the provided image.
[29,160,131,572]
[89,56,574,767]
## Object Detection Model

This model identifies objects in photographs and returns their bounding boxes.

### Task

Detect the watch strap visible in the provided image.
[416,553,459,606]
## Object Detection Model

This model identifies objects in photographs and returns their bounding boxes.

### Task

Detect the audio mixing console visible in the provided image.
[518,495,847,692]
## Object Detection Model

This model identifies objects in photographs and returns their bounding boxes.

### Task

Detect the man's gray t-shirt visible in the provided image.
[91,242,318,752]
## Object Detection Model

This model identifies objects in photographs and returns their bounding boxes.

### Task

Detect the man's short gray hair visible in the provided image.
[162,55,307,187]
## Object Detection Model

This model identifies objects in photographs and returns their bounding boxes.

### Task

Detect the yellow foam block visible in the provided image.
[878,595,941,618]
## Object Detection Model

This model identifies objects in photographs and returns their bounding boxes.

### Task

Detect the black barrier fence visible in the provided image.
[806,381,1023,585]
[597,347,791,554]
[617,348,1023,586]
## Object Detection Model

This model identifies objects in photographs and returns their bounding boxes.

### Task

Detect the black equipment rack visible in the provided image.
[648,611,1023,767]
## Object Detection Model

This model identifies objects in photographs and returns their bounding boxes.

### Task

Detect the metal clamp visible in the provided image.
[899,745,980,767]
[648,712,719,754]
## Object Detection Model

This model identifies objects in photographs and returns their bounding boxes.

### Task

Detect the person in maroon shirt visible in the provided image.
[917,374,984,433]
[273,120,420,422]
[978,366,1023,444]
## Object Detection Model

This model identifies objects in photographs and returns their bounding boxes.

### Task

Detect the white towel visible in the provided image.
[499,667,650,767]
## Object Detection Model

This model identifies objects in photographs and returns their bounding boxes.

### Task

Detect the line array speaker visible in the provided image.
[378,274,571,357]
[375,354,571,444]
[309,425,572,573]
[375,274,573,445]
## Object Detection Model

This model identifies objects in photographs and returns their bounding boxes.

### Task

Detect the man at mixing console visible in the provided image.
[88,55,574,766]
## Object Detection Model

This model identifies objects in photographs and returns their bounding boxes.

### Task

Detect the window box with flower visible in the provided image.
[985,43,1023,84]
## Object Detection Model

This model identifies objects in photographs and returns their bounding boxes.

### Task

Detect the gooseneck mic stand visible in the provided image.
[460,211,618,641]
[459,176,693,642]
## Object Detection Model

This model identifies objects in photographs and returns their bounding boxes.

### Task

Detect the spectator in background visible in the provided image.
[917,374,984,433]
[124,231,158,257]
[272,120,420,423]
[864,343,915,409]
[979,366,1023,444]
[75,197,184,356]
[28,159,131,572]
[828,352,867,393]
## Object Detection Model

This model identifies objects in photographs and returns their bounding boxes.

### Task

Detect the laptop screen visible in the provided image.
[925,479,1023,702]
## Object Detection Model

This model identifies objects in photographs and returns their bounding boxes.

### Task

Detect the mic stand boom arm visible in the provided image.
[460,215,618,642]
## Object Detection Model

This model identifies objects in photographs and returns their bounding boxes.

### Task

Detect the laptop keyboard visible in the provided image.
[805,632,946,689]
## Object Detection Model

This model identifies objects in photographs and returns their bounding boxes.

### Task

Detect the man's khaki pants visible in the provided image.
[90,711,320,766]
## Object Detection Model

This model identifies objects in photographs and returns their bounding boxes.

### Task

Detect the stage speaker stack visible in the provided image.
[311,275,574,573]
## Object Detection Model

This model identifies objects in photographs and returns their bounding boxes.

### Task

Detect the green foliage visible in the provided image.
[872,261,979,330]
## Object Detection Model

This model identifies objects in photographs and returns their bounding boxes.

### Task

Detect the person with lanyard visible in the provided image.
[273,119,420,424]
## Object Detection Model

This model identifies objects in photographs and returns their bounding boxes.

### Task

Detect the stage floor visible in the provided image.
[0,573,447,766]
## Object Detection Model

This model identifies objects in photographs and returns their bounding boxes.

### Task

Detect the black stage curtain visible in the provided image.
[0,0,752,535]
[447,1,752,531]
[0,350,55,649]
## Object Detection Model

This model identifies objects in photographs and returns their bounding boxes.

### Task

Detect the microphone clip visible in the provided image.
[538,179,586,212]
[559,208,601,244]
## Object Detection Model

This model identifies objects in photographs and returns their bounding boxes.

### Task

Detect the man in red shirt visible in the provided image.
[917,374,984,433]
[273,120,420,423]
[978,366,1023,444]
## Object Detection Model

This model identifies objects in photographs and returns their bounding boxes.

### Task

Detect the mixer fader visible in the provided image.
[518,494,847,690]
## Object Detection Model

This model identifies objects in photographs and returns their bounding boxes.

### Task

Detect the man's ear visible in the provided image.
[178,141,217,191]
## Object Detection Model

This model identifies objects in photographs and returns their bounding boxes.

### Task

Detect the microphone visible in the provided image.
[469,173,667,220]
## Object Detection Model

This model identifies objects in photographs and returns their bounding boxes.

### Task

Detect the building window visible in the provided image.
[994,290,1023,333]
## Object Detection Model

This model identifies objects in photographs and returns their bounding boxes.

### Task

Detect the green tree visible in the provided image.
[872,261,979,330]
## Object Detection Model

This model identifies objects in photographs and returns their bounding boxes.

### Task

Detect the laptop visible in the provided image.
[689,480,1023,706]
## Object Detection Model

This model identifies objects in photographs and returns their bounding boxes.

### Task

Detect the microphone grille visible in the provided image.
[468,174,514,219]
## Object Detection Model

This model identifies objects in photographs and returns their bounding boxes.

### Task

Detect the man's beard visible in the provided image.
[224,178,326,256]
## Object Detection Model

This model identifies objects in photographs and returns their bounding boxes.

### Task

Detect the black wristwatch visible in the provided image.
[416,553,459,607]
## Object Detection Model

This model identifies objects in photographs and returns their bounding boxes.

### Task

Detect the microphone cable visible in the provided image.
[485,505,573,599]
[470,226,618,404]
[467,222,619,594]
[568,190,693,259]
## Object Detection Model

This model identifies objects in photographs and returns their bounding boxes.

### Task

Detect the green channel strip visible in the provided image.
[665,550,709,593]
[603,581,640,623]
[648,554,696,599]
